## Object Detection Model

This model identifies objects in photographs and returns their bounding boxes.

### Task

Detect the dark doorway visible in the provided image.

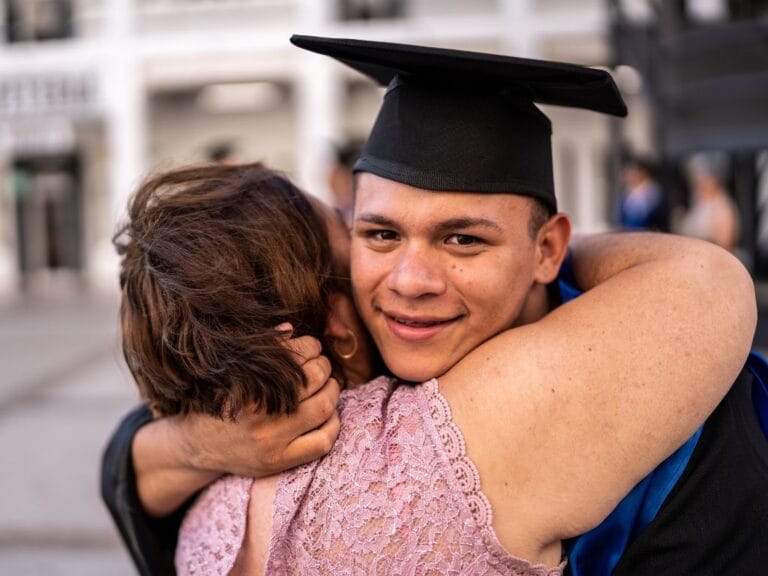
[12,154,83,282]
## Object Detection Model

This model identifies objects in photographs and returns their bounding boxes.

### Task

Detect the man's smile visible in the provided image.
[381,310,464,342]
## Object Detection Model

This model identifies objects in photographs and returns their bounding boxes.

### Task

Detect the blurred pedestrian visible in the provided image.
[327,139,363,227]
[206,141,238,165]
[615,154,666,231]
[678,151,740,251]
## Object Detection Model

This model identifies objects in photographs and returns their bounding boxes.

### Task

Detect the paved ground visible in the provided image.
[0,291,137,575]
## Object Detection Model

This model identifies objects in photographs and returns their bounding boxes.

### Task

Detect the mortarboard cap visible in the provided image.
[291,35,627,212]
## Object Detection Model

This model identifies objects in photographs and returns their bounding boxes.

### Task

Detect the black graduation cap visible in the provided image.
[290,35,627,211]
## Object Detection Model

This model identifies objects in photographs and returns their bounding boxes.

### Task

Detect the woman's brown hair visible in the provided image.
[114,163,345,419]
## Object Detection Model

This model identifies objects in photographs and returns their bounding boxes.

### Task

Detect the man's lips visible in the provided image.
[382,311,462,342]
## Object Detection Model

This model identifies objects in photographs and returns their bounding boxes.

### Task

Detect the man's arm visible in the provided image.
[442,231,755,555]
[133,370,341,518]
[101,405,185,576]
[101,335,341,574]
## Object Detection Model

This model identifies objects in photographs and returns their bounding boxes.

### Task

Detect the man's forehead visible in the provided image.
[354,173,533,232]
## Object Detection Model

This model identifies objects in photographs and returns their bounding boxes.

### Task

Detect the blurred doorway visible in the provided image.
[12,154,83,289]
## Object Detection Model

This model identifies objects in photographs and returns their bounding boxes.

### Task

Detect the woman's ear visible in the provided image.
[325,293,359,358]
[533,213,572,285]
[325,293,352,340]
[325,292,371,384]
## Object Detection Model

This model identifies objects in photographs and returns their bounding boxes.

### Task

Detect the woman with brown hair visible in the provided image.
[114,162,753,575]
[116,162,373,422]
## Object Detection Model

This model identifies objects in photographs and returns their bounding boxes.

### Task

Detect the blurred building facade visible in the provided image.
[610,0,768,271]
[0,0,664,297]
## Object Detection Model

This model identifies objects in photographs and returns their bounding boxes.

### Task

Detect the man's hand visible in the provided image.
[133,334,341,517]
[178,333,342,476]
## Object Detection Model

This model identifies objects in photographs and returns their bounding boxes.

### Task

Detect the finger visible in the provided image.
[257,376,340,438]
[293,376,341,431]
[241,366,335,420]
[283,335,322,364]
[274,322,293,338]
[297,355,332,399]
[280,410,341,469]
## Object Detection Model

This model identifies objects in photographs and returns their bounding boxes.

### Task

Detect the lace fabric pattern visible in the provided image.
[177,376,566,576]
[267,376,564,575]
[176,474,253,575]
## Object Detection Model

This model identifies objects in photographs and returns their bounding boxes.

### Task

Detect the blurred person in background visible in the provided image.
[327,139,363,227]
[677,151,741,252]
[206,141,240,165]
[614,153,667,231]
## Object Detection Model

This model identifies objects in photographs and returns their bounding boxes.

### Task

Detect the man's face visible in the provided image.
[351,173,542,382]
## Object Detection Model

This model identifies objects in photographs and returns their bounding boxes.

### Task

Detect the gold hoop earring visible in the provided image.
[333,329,358,360]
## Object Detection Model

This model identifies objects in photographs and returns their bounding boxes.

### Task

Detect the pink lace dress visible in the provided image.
[176,376,565,576]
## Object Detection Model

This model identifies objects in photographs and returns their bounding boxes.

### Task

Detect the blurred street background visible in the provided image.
[1,0,767,574]
[0,290,135,575]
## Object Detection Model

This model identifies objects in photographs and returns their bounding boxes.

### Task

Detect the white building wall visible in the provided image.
[149,90,297,174]
[0,0,630,297]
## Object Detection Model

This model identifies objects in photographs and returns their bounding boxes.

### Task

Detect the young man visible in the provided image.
[102,37,767,575]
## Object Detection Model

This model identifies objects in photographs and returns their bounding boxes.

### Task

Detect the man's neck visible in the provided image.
[513,283,554,327]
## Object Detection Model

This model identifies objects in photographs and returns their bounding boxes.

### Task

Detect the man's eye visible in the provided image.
[446,234,481,246]
[367,230,399,242]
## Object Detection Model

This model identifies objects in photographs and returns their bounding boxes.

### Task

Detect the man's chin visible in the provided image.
[384,356,452,384]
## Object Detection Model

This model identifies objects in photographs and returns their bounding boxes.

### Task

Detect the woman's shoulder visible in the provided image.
[339,376,440,422]
[274,374,567,575]
[336,375,429,431]
[340,374,395,401]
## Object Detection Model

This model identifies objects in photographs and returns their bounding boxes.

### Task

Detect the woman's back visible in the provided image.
[176,377,565,576]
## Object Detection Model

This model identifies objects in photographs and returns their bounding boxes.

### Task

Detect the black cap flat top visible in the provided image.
[290,35,628,210]
[290,35,627,117]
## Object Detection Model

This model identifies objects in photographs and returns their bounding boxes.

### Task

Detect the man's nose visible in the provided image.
[386,247,447,298]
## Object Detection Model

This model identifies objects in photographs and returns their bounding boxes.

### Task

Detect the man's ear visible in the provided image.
[533,213,571,285]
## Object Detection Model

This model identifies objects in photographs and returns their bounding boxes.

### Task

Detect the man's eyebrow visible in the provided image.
[356,213,398,227]
[433,217,503,234]
[356,214,503,233]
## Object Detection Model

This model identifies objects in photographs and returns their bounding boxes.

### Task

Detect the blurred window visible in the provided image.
[337,0,406,20]
[4,0,73,43]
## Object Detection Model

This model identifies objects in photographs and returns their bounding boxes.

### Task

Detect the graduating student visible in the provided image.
[102,37,767,575]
